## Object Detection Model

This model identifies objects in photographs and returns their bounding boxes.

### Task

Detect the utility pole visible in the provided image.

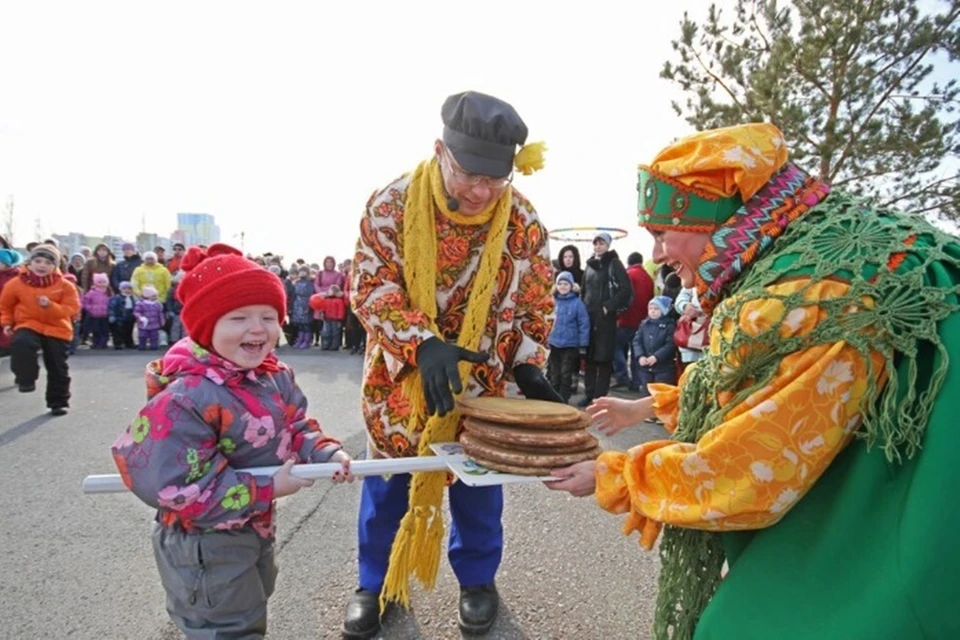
[34,217,42,242]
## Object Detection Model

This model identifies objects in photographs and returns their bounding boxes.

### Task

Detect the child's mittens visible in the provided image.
[138,316,149,329]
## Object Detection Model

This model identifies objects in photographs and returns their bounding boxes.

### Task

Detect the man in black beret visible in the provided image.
[345,91,558,638]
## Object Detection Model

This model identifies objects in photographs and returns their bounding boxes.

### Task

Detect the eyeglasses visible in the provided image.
[441,146,513,190]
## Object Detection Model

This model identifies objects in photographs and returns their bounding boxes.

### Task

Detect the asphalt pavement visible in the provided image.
[0,349,666,639]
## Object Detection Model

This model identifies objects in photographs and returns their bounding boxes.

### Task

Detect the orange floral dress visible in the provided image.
[351,174,554,458]
[595,279,887,548]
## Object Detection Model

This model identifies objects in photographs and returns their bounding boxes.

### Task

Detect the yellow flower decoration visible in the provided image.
[514,141,547,175]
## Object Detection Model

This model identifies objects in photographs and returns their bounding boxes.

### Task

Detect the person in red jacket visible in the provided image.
[612,251,655,391]
[320,284,347,351]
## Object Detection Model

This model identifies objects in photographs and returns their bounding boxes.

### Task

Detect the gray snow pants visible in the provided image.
[152,524,277,639]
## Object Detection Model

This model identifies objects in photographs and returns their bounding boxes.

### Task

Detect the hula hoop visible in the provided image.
[547,226,629,243]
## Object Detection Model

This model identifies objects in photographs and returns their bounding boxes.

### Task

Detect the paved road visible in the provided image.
[0,349,666,639]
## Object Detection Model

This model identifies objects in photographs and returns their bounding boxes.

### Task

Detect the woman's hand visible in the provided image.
[329,450,355,484]
[544,460,596,497]
[586,396,655,436]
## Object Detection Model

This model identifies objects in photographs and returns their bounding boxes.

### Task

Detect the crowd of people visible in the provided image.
[0,234,366,417]
[545,236,708,409]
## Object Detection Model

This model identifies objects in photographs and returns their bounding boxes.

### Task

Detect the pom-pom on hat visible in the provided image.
[177,243,287,349]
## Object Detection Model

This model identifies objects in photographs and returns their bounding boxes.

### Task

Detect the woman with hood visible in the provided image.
[556,244,584,289]
[68,253,86,281]
[313,255,345,296]
[81,243,116,292]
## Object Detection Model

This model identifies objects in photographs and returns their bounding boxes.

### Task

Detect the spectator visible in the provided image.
[108,281,137,350]
[110,243,142,293]
[153,246,167,266]
[547,271,590,403]
[556,244,585,289]
[166,243,185,274]
[674,287,705,371]
[131,251,172,302]
[579,232,632,407]
[68,253,86,281]
[632,296,678,398]
[612,251,655,391]
[81,243,116,292]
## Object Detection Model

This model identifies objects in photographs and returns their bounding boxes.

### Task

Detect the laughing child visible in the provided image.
[111,244,353,638]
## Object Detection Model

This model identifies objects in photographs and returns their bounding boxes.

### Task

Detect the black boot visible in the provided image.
[458,583,499,636]
[342,588,382,640]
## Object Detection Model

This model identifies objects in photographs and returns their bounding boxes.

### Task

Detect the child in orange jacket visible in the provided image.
[0,243,80,415]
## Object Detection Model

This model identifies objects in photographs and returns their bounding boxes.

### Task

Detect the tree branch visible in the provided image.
[689,44,748,114]
[879,174,959,207]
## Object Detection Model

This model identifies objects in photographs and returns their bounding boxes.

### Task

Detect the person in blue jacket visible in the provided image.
[547,271,590,403]
[632,295,678,397]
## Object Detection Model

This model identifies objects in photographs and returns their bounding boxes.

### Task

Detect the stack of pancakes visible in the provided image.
[457,397,600,476]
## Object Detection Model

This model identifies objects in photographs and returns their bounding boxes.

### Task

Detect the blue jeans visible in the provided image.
[613,326,640,386]
[357,472,503,591]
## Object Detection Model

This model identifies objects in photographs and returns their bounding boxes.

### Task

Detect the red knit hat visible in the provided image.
[177,243,287,348]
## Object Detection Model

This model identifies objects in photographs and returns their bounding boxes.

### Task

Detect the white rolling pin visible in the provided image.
[81,456,458,495]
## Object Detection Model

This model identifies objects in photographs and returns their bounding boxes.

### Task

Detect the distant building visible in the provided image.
[176,213,220,247]
[50,232,88,258]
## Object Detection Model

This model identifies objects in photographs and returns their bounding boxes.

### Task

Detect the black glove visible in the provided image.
[513,363,565,404]
[416,337,488,417]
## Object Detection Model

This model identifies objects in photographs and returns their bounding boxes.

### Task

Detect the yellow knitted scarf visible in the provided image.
[380,158,513,611]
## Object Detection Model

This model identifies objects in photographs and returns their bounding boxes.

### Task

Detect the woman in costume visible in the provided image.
[549,123,960,639]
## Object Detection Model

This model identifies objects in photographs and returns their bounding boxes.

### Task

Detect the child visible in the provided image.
[109,281,137,350]
[632,295,678,398]
[166,271,185,343]
[111,244,352,638]
[290,267,314,348]
[134,285,165,350]
[546,271,590,403]
[82,272,112,349]
[0,248,24,357]
[0,243,80,415]
[321,285,346,351]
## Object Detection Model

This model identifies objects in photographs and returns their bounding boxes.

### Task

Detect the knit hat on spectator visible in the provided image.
[30,243,61,266]
[556,271,575,286]
[177,243,287,349]
[120,281,133,291]
[142,286,159,300]
[650,296,672,316]
[0,248,23,267]
[593,232,612,246]
[122,242,136,252]
[93,273,109,288]
[143,251,158,262]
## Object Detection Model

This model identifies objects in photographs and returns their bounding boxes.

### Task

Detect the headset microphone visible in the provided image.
[446,196,460,211]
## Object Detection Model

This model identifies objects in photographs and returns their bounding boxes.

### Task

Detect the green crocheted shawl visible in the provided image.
[653,184,960,639]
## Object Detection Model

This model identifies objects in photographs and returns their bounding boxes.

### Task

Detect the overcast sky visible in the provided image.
[1,1,955,264]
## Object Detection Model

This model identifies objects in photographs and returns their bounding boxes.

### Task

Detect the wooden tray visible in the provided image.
[460,432,601,469]
[463,417,594,448]
[457,397,587,429]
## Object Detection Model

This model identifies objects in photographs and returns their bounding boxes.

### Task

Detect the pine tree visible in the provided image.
[661,0,960,219]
